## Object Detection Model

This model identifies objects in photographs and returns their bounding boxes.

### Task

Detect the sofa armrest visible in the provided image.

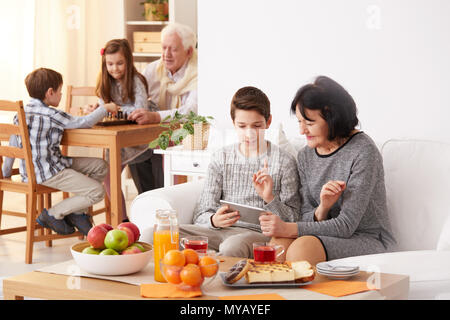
[129,180,204,242]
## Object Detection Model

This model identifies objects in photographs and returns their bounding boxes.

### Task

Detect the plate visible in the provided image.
[316,269,359,280]
[316,262,359,273]
[219,272,312,288]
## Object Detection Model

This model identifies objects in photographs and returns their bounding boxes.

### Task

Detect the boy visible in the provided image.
[179,86,301,258]
[4,68,117,235]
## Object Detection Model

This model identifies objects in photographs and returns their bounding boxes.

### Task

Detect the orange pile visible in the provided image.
[162,249,219,288]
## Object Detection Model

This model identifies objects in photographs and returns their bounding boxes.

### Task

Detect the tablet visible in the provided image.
[219,200,266,225]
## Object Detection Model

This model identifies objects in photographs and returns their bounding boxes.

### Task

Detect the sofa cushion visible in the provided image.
[129,180,204,232]
[382,139,450,251]
[437,214,450,251]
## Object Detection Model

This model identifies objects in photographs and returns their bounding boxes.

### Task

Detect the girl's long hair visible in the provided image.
[95,39,148,103]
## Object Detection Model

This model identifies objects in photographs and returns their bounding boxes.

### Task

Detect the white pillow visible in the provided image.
[437,214,450,251]
[266,123,298,157]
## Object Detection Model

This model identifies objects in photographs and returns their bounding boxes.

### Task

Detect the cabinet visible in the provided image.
[123,0,198,72]
[153,146,212,186]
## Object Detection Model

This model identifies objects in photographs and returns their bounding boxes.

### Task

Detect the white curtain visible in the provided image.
[34,0,124,109]
[0,0,124,156]
[0,0,123,107]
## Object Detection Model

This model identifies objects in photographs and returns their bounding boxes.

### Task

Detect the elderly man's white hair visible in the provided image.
[161,22,197,51]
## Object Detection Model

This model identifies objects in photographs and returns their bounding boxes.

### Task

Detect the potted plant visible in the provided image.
[141,0,169,21]
[149,111,214,150]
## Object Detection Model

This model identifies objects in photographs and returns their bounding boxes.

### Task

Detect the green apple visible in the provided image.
[130,243,146,252]
[82,246,101,255]
[99,248,119,255]
[104,229,129,252]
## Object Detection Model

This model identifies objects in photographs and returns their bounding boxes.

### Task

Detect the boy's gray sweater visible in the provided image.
[192,142,301,232]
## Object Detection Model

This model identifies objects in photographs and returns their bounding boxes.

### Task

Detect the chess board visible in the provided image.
[96,111,136,126]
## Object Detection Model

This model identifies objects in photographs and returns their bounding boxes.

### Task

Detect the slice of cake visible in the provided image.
[288,261,315,283]
[245,261,295,284]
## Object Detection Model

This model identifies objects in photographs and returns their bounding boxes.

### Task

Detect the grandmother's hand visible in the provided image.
[316,180,346,221]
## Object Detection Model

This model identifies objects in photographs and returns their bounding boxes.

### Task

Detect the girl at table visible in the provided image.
[94,38,150,222]
[258,76,396,265]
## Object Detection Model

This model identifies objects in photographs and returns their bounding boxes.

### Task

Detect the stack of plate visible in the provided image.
[316,262,360,280]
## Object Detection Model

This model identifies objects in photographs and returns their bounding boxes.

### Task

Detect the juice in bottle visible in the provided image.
[153,209,179,282]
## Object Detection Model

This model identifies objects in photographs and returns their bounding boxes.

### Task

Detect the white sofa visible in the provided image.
[129,138,450,300]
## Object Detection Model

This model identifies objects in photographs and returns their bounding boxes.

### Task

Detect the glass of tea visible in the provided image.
[180,236,208,254]
[252,242,285,263]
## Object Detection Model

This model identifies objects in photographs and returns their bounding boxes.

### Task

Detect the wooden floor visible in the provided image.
[0,184,138,299]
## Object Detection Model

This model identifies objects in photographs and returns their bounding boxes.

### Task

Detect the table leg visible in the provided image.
[109,139,122,227]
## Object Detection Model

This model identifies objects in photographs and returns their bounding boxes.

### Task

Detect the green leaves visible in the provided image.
[171,128,189,145]
[148,111,214,150]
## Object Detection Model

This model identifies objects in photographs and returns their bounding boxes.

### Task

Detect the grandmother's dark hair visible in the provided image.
[290,76,359,141]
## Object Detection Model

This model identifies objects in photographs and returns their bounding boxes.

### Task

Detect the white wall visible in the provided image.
[198,0,450,144]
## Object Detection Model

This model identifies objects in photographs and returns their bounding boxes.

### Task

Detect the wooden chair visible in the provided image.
[0,100,83,264]
[63,85,111,224]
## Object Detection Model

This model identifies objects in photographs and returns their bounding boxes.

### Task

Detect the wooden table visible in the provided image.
[2,257,409,300]
[61,124,165,227]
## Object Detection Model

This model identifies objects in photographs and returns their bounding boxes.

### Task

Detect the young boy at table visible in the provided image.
[179,86,301,258]
[2,68,117,235]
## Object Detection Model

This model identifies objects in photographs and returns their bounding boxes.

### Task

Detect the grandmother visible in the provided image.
[259,76,396,265]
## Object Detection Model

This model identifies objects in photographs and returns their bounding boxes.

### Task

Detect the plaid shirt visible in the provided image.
[14,98,106,183]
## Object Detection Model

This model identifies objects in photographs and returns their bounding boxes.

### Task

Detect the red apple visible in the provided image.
[121,246,142,255]
[117,222,140,241]
[118,226,135,246]
[87,225,108,249]
[97,223,113,232]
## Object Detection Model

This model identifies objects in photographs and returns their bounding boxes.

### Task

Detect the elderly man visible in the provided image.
[127,23,198,194]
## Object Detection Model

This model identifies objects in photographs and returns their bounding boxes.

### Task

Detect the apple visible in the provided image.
[130,243,146,252]
[97,223,113,232]
[118,226,135,246]
[82,246,101,255]
[87,225,108,249]
[99,248,119,255]
[117,222,140,242]
[104,229,129,252]
[121,246,142,255]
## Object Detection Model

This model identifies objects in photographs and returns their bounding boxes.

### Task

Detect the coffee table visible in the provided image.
[2,257,409,300]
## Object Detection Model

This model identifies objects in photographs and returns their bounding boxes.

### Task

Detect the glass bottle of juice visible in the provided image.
[153,209,179,282]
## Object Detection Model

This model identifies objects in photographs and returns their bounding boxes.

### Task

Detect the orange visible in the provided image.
[180,264,203,287]
[163,265,182,284]
[182,249,199,265]
[198,256,219,277]
[163,250,186,267]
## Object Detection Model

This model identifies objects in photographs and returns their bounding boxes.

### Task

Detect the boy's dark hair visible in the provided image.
[230,86,271,121]
[290,76,359,140]
[25,68,63,100]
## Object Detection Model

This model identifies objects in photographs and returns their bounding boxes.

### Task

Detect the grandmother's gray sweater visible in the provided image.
[297,132,396,249]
